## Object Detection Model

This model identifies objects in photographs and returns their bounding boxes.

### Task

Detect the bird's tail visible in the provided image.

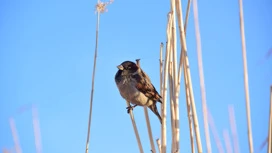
[148,102,162,124]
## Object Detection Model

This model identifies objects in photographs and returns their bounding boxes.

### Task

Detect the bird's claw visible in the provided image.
[126,104,138,113]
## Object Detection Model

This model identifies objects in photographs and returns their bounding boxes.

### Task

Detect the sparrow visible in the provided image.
[114,60,162,124]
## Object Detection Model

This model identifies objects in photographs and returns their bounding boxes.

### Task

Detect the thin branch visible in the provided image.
[126,101,144,153]
[238,0,254,151]
[228,105,240,153]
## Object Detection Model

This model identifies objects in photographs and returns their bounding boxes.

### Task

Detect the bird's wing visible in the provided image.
[132,69,162,102]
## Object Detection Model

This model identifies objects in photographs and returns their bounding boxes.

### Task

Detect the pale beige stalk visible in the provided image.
[160,43,164,96]
[144,107,156,153]
[85,6,100,152]
[175,0,203,152]
[238,0,254,152]
[170,1,180,150]
[157,139,162,153]
[126,101,144,153]
[135,58,156,153]
[184,65,195,153]
[161,12,173,153]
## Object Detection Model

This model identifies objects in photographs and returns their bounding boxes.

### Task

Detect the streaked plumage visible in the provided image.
[114,61,162,123]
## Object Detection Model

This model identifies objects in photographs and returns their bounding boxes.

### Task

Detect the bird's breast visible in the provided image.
[116,77,153,106]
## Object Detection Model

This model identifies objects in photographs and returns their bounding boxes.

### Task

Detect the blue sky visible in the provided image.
[0,0,271,153]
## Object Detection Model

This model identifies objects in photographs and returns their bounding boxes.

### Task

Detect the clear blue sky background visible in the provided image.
[0,0,271,153]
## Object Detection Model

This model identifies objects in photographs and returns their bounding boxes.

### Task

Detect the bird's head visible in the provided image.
[117,61,139,75]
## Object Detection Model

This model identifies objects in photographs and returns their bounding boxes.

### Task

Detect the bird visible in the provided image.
[114,60,162,124]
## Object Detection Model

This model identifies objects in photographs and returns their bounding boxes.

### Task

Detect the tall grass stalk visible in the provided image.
[192,0,212,152]
[161,12,173,153]
[238,0,254,151]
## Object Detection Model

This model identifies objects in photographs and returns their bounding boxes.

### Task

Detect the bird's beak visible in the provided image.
[117,64,124,70]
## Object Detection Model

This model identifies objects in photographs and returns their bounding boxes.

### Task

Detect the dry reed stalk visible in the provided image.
[267,86,272,153]
[156,139,162,153]
[184,0,191,34]
[126,100,144,153]
[168,54,177,152]
[184,65,195,153]
[192,0,212,152]
[238,0,254,152]
[161,12,173,153]
[86,1,113,152]
[160,43,164,96]
[144,107,156,153]
[169,1,180,150]
[228,105,240,153]
[175,0,203,152]
[184,56,203,153]
[223,129,233,153]
[85,8,100,153]
[176,0,190,85]
[135,59,156,153]
[9,118,22,153]
[207,111,224,153]
[32,105,42,153]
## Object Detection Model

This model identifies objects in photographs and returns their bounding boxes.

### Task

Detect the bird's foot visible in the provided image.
[126,104,138,113]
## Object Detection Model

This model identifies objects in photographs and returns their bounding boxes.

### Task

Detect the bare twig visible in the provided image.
[32,105,42,153]
[228,105,240,153]
[9,118,22,153]
[238,0,254,152]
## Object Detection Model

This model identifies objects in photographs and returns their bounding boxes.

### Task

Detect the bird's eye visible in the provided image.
[127,66,131,69]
